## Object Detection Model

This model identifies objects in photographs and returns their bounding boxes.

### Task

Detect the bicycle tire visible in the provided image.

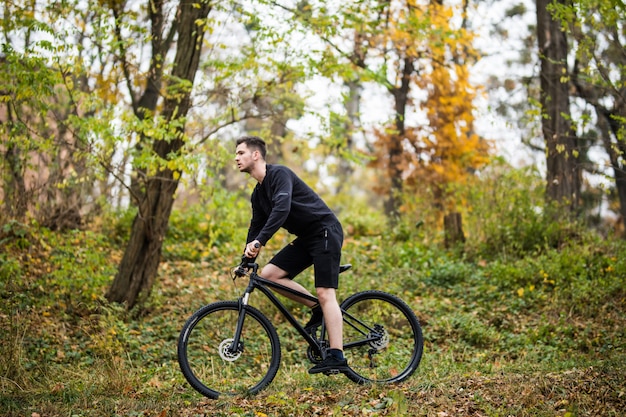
[339,290,423,384]
[177,301,281,399]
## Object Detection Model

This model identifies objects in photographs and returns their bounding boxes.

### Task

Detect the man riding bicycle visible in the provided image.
[235,135,348,375]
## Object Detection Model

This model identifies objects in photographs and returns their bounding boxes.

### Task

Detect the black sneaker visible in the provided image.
[304,305,323,333]
[308,355,349,375]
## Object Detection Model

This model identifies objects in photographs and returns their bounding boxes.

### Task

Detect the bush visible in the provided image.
[0,224,119,395]
[98,207,137,245]
[163,188,249,261]
[454,162,586,259]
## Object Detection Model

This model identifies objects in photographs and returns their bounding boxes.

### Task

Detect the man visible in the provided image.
[235,135,348,375]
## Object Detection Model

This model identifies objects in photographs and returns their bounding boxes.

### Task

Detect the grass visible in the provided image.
[1,226,625,416]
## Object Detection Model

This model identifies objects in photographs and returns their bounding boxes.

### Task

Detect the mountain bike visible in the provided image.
[177,256,424,399]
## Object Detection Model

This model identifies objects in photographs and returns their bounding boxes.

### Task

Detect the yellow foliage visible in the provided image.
[365,0,491,213]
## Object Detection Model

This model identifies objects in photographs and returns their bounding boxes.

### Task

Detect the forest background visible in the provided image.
[1,0,625,416]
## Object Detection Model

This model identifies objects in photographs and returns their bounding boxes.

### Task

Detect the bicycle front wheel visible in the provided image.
[340,290,423,384]
[177,301,281,399]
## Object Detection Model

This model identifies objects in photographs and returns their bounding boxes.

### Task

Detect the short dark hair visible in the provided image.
[236,136,267,159]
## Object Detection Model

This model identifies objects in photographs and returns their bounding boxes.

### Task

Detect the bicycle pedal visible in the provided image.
[323,369,342,376]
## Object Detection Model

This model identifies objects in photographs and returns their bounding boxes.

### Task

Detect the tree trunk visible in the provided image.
[608,146,626,239]
[537,0,581,213]
[1,98,28,220]
[4,142,28,220]
[572,58,626,238]
[335,78,359,193]
[444,212,465,249]
[106,172,180,307]
[597,109,626,238]
[385,57,415,221]
[106,0,213,309]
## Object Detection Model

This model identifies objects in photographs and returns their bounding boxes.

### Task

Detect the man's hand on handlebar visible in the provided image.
[244,240,261,258]
[234,242,261,278]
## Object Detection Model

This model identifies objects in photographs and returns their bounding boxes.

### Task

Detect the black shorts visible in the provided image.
[268,221,343,288]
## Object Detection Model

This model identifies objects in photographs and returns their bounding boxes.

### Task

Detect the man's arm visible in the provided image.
[244,191,265,258]
[247,201,265,243]
[254,168,293,245]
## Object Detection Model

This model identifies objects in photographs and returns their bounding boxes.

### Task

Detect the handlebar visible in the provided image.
[233,242,261,277]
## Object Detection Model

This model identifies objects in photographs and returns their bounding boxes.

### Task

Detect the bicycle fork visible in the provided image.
[228,287,254,356]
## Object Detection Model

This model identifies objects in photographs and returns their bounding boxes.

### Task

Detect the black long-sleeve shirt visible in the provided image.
[247,164,338,246]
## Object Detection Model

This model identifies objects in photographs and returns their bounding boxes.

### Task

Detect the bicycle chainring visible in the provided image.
[307,340,327,364]
[218,338,242,361]
[307,347,323,364]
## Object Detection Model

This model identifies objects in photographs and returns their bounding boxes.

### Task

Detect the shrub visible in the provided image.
[453,162,586,259]
[164,188,249,261]
[98,207,137,245]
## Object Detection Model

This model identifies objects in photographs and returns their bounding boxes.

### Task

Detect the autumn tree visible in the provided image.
[299,0,490,223]
[405,1,490,214]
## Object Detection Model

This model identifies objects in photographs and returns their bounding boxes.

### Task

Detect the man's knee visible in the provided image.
[260,263,288,281]
[316,287,337,305]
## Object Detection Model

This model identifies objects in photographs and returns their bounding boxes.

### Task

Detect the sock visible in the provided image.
[329,348,344,360]
[310,304,323,321]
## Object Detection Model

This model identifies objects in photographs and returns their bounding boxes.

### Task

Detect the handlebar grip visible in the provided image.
[235,242,260,277]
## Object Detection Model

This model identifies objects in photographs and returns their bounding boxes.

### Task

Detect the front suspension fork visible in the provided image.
[228,292,251,354]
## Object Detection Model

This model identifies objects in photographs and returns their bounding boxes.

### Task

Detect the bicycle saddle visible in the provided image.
[339,264,352,273]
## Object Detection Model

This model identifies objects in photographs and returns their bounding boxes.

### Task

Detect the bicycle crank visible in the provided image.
[307,340,327,364]
[218,338,242,361]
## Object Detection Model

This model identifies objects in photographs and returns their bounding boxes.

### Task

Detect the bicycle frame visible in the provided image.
[230,262,383,358]
[231,262,323,353]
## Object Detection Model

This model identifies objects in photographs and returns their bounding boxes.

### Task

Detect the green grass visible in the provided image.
[1,224,625,416]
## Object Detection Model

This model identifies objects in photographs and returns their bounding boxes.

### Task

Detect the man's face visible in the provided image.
[235,143,257,173]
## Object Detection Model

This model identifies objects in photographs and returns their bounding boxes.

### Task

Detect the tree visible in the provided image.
[105,0,318,308]
[476,0,622,232]
[1,0,329,308]
[105,0,212,308]
[551,0,626,236]
[537,0,582,214]
[405,0,490,211]
[290,0,489,223]
[0,1,111,229]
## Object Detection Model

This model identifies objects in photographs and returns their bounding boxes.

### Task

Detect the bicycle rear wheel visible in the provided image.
[340,290,423,384]
[177,301,281,399]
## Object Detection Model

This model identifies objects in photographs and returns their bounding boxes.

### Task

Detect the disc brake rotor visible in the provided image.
[218,338,242,361]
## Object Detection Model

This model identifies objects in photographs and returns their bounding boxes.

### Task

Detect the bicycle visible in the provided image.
[177,256,424,399]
